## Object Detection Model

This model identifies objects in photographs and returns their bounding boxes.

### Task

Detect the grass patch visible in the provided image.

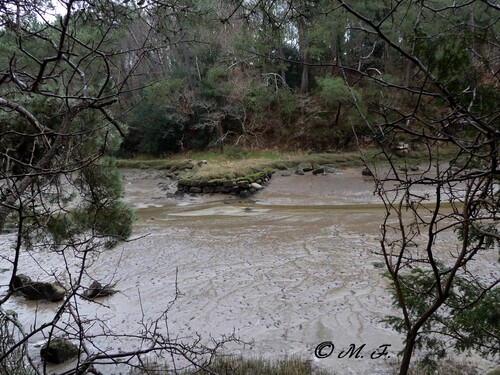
[116,150,367,181]
[184,159,276,181]
[115,146,461,182]
[130,356,332,375]
[115,158,188,170]
[199,356,332,375]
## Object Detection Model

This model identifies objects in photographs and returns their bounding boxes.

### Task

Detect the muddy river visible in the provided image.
[1,168,498,374]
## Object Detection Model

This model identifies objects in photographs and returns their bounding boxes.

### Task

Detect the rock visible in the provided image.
[275,163,288,170]
[175,169,273,195]
[297,162,313,172]
[250,182,263,190]
[295,169,305,175]
[197,160,207,167]
[202,186,215,194]
[281,171,292,177]
[236,180,250,189]
[362,168,373,177]
[177,179,191,188]
[178,162,195,171]
[189,187,202,194]
[312,167,325,175]
[165,172,176,179]
[11,274,65,302]
[223,180,236,188]
[393,142,410,157]
[239,190,251,198]
[40,338,79,364]
[323,164,337,173]
[312,163,321,170]
[82,281,117,300]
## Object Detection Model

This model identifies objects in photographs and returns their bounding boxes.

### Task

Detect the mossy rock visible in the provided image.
[82,281,117,300]
[208,179,224,186]
[11,274,65,302]
[274,163,288,170]
[237,181,250,189]
[177,179,192,187]
[40,338,79,364]
[297,162,313,172]
[246,173,261,181]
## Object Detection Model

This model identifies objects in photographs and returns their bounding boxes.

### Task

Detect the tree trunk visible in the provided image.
[399,329,419,375]
[279,43,287,85]
[298,18,310,94]
[180,41,195,92]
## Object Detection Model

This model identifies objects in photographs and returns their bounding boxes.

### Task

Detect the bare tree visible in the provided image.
[335,0,499,373]
[0,1,236,373]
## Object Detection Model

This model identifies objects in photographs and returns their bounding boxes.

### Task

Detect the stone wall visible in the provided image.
[177,171,273,198]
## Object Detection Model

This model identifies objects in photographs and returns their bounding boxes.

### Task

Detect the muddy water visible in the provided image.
[1,169,497,374]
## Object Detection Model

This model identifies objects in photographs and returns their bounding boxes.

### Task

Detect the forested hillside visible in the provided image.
[3,1,497,156]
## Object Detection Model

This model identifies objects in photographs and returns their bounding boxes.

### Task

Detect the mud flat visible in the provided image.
[0,168,497,374]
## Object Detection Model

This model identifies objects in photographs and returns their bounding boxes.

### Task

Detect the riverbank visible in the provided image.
[1,161,497,375]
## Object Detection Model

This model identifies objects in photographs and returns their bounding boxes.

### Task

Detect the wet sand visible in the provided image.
[0,168,497,374]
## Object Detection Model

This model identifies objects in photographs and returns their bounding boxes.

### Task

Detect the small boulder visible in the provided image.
[203,186,215,194]
[362,168,374,177]
[236,180,250,189]
[40,338,79,364]
[11,274,65,302]
[178,162,194,171]
[324,165,337,174]
[297,162,313,172]
[239,190,251,198]
[312,167,325,175]
[82,281,117,300]
[189,187,202,194]
[250,182,263,190]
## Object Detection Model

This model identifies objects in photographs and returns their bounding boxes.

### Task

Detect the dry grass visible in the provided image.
[117,150,366,180]
[185,159,276,181]
[115,146,459,181]
[129,356,332,375]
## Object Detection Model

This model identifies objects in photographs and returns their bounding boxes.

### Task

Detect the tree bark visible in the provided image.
[297,18,310,94]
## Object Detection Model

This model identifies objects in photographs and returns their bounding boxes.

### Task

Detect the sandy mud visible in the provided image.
[0,168,497,374]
